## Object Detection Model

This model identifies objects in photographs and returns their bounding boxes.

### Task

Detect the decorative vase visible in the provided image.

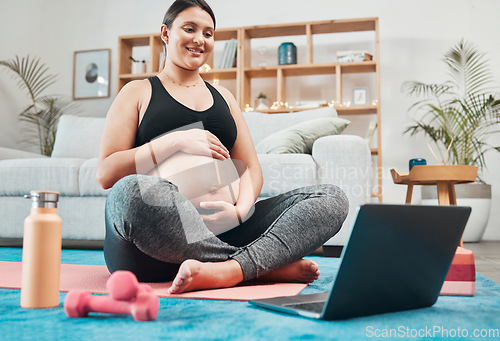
[278,42,297,65]
[132,62,147,74]
[421,183,491,242]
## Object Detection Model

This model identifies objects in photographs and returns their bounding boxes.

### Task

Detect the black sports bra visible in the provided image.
[134,76,237,150]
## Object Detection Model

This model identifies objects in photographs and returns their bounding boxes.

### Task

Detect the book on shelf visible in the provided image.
[232,48,237,68]
[218,39,237,69]
[218,41,228,69]
[364,121,378,145]
[227,38,237,68]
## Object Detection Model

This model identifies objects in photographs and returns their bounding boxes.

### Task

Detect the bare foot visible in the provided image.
[167,259,243,294]
[258,259,320,284]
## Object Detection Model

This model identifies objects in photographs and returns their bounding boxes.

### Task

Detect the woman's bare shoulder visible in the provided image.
[211,83,236,104]
[118,78,151,96]
[106,78,152,128]
[111,78,152,117]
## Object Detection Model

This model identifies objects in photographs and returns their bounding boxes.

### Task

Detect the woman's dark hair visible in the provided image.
[163,0,216,29]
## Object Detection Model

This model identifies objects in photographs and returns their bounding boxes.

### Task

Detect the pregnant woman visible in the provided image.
[96,0,349,294]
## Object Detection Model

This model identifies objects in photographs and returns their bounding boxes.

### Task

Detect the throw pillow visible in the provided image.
[51,116,105,158]
[255,117,350,154]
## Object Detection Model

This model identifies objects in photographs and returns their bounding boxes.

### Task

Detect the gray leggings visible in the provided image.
[104,175,349,282]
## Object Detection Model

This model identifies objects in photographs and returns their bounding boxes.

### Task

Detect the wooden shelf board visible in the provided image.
[120,63,376,82]
[370,148,379,155]
[281,63,336,76]
[245,61,376,78]
[119,35,152,47]
[245,68,278,78]
[250,105,377,115]
[336,106,377,115]
[245,24,307,39]
[248,105,377,116]
[311,18,377,34]
[341,61,377,73]
[251,107,325,114]
[201,68,237,80]
[214,29,238,41]
[244,18,378,38]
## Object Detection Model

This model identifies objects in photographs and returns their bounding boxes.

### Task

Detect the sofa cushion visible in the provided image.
[0,147,48,160]
[255,117,350,154]
[258,154,317,197]
[0,158,85,196]
[51,115,105,159]
[243,107,338,145]
[79,158,109,196]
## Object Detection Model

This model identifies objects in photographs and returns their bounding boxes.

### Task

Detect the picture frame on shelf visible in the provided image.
[352,87,368,106]
[73,49,110,100]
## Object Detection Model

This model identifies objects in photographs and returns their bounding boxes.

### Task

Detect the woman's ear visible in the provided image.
[160,24,169,44]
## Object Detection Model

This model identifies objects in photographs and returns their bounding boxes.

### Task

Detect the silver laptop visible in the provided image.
[249,204,471,320]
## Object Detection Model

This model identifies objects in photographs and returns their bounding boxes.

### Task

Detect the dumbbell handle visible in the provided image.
[65,290,159,321]
[84,295,135,316]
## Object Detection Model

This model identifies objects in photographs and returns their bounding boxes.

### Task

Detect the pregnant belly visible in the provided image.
[152,152,240,208]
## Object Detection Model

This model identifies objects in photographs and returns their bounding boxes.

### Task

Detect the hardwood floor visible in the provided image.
[464,241,500,283]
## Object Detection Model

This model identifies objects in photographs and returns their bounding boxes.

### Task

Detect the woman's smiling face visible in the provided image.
[164,6,215,71]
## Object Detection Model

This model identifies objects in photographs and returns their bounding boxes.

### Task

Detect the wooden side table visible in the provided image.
[391,165,477,205]
[391,165,477,246]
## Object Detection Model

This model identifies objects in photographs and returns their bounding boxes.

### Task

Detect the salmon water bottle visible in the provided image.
[21,190,62,308]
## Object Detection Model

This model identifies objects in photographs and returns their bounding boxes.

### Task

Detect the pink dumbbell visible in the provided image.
[64,290,159,321]
[64,271,159,321]
[107,270,153,301]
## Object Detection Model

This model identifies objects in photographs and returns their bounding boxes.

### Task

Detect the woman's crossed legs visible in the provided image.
[104,175,349,293]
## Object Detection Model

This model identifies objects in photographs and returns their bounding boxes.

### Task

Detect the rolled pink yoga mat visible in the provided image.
[0,261,307,301]
[440,247,476,297]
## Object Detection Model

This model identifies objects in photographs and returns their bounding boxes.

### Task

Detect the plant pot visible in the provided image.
[421,183,491,242]
[255,98,268,110]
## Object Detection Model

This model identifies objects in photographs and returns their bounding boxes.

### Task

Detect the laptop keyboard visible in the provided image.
[283,300,326,313]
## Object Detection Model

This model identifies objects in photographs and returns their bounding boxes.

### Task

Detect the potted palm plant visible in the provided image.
[403,39,500,242]
[0,55,77,156]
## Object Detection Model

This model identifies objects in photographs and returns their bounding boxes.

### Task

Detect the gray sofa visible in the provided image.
[0,107,371,247]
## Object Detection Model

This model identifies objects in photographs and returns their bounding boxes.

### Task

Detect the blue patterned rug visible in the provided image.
[1,247,499,340]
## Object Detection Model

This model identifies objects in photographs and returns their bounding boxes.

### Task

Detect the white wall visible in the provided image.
[1,0,499,239]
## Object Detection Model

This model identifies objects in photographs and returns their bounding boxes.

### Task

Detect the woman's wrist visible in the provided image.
[147,142,160,177]
[162,131,182,153]
[152,131,182,162]
[234,205,243,225]
[234,203,254,223]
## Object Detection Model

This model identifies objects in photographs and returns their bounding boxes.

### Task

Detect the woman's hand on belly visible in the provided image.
[197,201,241,235]
[173,129,230,160]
